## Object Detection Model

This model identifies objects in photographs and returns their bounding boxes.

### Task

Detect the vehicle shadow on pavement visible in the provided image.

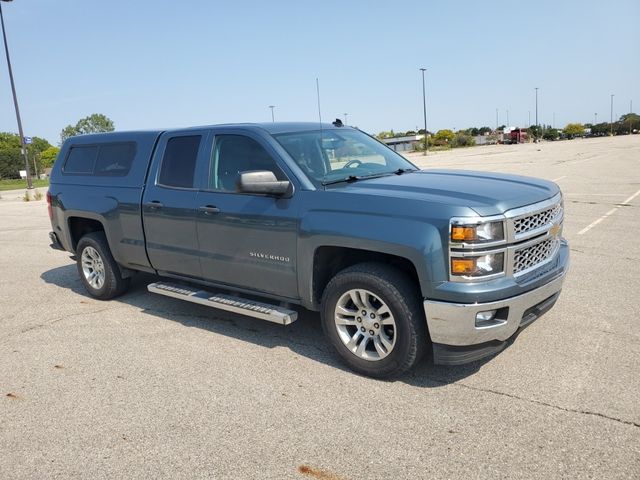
[41,264,490,386]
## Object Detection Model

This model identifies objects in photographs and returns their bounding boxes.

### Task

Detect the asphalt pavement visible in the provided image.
[1,135,638,479]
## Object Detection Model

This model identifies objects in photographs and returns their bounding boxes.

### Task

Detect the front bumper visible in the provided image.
[425,257,568,365]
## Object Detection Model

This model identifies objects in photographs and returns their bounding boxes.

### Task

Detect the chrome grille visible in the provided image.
[514,238,559,275]
[513,203,562,236]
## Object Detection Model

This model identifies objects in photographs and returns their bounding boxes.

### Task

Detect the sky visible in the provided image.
[0,0,638,145]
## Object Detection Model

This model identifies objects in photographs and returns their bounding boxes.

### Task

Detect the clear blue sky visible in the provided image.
[0,0,638,144]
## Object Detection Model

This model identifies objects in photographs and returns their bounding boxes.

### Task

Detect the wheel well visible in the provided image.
[68,217,105,251]
[313,247,421,306]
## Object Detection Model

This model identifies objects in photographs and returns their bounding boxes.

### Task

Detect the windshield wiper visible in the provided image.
[321,175,360,186]
[322,169,416,186]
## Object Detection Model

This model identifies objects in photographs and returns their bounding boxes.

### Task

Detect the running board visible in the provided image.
[147,282,298,325]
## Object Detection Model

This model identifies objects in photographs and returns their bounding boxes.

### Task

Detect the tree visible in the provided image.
[617,113,640,134]
[478,126,492,135]
[40,146,61,169]
[563,123,585,139]
[451,133,475,147]
[60,113,115,143]
[376,130,394,139]
[433,129,455,146]
[528,125,542,139]
[0,133,51,179]
[543,128,560,141]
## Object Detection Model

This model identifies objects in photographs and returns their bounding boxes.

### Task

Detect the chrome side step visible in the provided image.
[147,282,297,325]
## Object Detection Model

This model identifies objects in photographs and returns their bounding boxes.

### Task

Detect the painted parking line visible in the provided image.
[577,188,640,235]
[552,176,566,182]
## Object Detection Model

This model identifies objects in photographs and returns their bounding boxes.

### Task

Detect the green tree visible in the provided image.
[617,113,640,134]
[528,125,542,139]
[564,123,585,139]
[376,130,394,139]
[478,126,492,135]
[40,146,61,168]
[451,133,475,148]
[543,128,560,141]
[60,113,115,143]
[433,129,455,145]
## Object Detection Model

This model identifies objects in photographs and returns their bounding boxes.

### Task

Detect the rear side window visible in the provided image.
[63,143,136,176]
[63,146,98,174]
[94,143,136,176]
[158,135,202,189]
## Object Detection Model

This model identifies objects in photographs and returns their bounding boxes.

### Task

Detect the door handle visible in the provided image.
[144,201,164,209]
[198,205,221,215]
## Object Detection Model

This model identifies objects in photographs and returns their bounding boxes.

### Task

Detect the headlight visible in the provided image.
[451,221,504,243]
[451,253,505,277]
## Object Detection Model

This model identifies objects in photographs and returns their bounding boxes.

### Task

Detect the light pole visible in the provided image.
[344,113,348,125]
[506,110,509,126]
[0,0,32,188]
[419,68,428,155]
[594,112,597,125]
[610,94,614,136]
[495,108,498,130]
[268,105,276,122]
[535,87,539,127]
[528,111,530,127]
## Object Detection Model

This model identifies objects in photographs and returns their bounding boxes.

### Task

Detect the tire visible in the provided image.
[321,262,428,378]
[76,232,130,300]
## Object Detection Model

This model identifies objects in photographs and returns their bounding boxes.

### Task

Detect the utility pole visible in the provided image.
[506,110,509,127]
[528,111,530,127]
[495,108,498,130]
[595,112,597,125]
[268,105,275,122]
[0,0,32,189]
[419,68,428,155]
[344,113,348,125]
[610,94,614,136]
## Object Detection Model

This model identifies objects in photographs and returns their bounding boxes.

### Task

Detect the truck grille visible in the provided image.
[513,203,562,236]
[513,237,559,275]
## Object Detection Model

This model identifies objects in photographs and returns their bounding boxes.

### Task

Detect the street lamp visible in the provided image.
[594,112,597,125]
[610,94,614,136]
[343,113,348,125]
[268,105,276,122]
[534,87,539,126]
[0,0,32,189]
[419,68,428,155]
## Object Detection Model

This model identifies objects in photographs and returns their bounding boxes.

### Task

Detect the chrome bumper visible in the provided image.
[424,270,567,347]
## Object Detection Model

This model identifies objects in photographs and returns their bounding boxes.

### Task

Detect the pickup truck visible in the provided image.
[47,122,569,378]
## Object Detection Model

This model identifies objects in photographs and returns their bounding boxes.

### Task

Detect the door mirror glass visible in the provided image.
[237,170,291,196]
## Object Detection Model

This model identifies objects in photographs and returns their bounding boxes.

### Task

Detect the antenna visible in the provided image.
[316,78,322,124]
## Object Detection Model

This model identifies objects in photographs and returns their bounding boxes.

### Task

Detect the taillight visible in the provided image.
[46,191,53,220]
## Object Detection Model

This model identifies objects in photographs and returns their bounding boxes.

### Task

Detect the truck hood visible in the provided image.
[334,169,559,216]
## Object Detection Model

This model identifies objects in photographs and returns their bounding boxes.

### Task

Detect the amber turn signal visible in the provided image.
[451,258,477,274]
[451,226,477,241]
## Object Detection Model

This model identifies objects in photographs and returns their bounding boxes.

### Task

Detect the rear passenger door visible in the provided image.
[142,130,210,278]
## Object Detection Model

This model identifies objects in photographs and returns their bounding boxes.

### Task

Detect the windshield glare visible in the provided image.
[273,129,417,186]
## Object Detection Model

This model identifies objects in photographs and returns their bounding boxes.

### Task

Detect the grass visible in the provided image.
[0,178,49,191]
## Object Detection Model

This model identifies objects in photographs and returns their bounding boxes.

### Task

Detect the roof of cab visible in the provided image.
[62,122,347,143]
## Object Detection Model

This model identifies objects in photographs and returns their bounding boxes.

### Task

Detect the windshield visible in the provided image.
[273,128,417,186]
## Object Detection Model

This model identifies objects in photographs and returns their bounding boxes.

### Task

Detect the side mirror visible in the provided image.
[237,170,291,196]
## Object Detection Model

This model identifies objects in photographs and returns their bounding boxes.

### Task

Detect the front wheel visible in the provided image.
[321,263,428,378]
[76,232,130,300]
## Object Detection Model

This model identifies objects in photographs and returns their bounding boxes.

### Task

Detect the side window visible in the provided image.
[158,135,202,189]
[210,135,285,192]
[94,143,136,176]
[63,146,98,174]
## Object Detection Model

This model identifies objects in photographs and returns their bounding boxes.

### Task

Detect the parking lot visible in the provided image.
[1,135,639,479]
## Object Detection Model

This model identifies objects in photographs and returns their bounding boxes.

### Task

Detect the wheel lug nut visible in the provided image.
[360,327,365,332]
[361,310,366,316]
[370,313,375,319]
[369,330,374,335]
[357,317,362,322]
[374,323,379,328]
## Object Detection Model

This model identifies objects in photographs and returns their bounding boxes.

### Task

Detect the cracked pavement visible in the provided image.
[1,135,639,479]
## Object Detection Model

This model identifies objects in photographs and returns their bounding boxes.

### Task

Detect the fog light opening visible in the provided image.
[475,309,501,328]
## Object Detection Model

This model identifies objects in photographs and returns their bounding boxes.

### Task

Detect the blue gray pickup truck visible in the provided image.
[47,122,569,378]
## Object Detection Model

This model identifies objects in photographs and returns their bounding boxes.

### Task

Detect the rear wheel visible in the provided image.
[321,263,428,378]
[76,232,130,300]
